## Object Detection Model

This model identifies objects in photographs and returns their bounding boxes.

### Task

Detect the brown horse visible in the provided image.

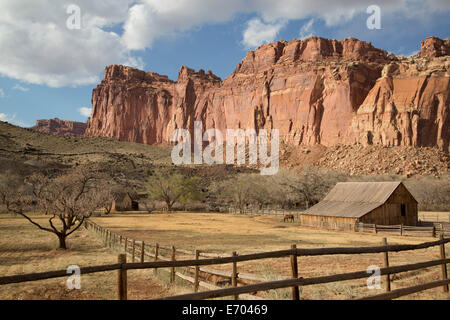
[283,214,294,223]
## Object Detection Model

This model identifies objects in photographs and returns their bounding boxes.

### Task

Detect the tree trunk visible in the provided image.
[58,235,67,249]
[167,201,173,212]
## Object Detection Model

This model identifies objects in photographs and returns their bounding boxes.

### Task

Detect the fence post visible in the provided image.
[433,226,436,238]
[154,243,159,276]
[132,240,136,262]
[141,241,145,263]
[290,244,300,300]
[232,251,238,300]
[124,238,128,256]
[117,254,127,300]
[194,250,200,292]
[439,234,449,293]
[170,246,176,283]
[400,224,403,236]
[374,224,378,234]
[382,238,391,292]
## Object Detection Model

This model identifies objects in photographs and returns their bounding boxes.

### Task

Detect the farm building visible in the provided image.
[300,181,418,231]
[112,191,140,212]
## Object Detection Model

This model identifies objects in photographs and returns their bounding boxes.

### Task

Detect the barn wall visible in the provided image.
[299,215,357,231]
[113,195,133,211]
[359,185,418,226]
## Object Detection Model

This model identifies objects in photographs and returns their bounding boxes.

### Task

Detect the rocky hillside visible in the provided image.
[32,118,87,136]
[86,36,449,152]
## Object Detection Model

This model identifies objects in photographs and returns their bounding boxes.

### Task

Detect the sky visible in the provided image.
[0,0,449,128]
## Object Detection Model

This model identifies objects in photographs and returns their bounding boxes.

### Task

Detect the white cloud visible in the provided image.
[122,0,249,50]
[299,19,315,40]
[0,113,29,127]
[0,0,139,88]
[122,0,450,51]
[0,89,4,98]
[242,18,286,49]
[12,84,29,92]
[78,107,92,117]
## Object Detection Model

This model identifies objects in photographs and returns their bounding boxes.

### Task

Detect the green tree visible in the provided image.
[144,168,202,212]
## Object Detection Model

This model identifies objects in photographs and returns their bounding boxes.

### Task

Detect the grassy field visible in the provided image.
[91,211,450,300]
[0,214,189,300]
[1,211,449,300]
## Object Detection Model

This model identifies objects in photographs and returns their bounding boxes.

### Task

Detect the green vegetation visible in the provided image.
[144,168,202,211]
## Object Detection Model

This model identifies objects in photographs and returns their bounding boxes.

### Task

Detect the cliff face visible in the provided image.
[86,36,450,151]
[353,37,450,151]
[32,118,87,136]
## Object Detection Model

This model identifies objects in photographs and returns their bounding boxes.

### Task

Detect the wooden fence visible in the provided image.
[85,220,268,300]
[227,207,299,218]
[226,208,450,238]
[419,213,450,224]
[0,220,449,300]
[355,222,450,238]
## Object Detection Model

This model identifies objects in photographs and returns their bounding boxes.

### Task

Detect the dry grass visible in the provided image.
[92,211,450,300]
[1,212,449,300]
[0,214,188,300]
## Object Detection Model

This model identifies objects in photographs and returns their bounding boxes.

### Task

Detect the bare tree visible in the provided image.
[220,174,254,213]
[0,167,112,249]
[279,166,342,209]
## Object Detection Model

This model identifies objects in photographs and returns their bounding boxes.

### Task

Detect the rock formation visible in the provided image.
[32,118,87,136]
[86,36,450,152]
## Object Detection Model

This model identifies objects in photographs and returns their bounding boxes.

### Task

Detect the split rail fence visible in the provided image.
[0,220,448,300]
[355,222,450,238]
[418,213,450,224]
[227,207,450,238]
[86,220,275,299]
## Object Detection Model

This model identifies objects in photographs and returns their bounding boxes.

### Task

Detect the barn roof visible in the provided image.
[113,191,139,202]
[302,181,408,218]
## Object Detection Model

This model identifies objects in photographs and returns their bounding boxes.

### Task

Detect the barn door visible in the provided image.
[400,203,407,224]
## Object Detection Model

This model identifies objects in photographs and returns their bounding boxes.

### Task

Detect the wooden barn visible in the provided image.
[300,181,418,231]
[112,191,139,212]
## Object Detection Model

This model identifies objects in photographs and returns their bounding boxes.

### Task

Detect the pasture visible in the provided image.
[90,212,449,299]
[0,214,187,300]
[0,211,449,299]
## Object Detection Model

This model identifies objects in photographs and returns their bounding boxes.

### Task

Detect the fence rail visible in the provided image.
[355,222,450,238]
[85,220,263,299]
[226,208,449,238]
[0,219,448,300]
[418,213,450,224]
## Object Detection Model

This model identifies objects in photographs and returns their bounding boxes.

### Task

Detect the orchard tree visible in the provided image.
[144,168,202,212]
[0,166,112,249]
[279,166,343,209]
[219,174,254,213]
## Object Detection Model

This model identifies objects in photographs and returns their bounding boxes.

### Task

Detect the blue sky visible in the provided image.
[0,0,449,127]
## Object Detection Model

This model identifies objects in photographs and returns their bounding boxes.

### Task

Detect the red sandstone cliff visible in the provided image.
[85,36,450,152]
[32,118,87,136]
